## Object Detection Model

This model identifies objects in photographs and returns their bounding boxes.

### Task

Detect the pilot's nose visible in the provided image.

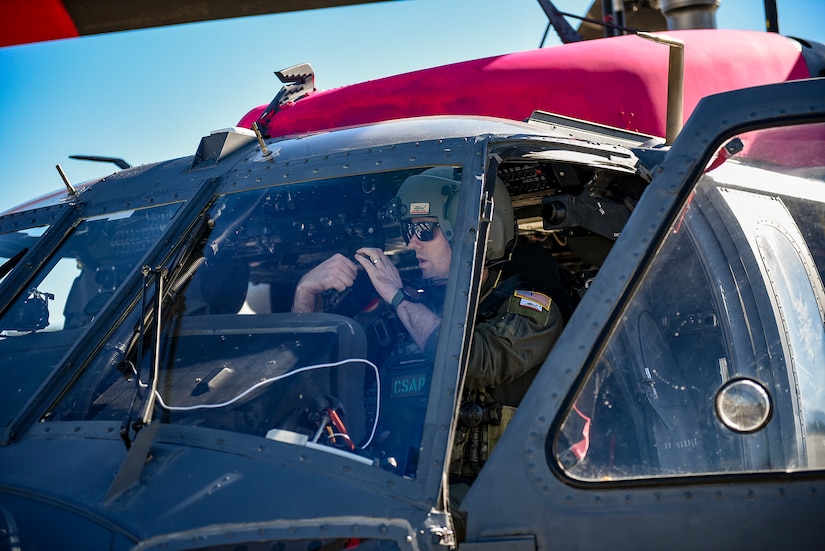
[407,235,424,250]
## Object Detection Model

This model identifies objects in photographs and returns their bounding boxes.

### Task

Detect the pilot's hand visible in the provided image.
[292,253,359,312]
[354,247,403,304]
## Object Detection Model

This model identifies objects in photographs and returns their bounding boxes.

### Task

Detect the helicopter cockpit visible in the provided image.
[36,170,442,476]
[0,117,655,480]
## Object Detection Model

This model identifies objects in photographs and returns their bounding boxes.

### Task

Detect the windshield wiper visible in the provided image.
[119,213,214,449]
[107,214,214,501]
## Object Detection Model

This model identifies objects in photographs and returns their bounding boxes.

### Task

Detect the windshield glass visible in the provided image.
[0,204,180,428]
[47,168,456,478]
[0,226,48,285]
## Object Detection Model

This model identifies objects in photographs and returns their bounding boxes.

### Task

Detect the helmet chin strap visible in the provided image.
[484,250,513,269]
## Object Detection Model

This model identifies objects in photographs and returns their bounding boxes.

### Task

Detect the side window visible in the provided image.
[554,121,825,480]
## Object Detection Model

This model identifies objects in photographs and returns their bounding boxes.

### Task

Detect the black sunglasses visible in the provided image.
[401,221,440,244]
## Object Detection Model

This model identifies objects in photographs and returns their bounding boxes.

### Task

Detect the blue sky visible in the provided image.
[1,0,822,214]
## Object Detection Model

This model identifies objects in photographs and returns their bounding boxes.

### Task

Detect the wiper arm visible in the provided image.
[119,212,214,448]
[118,267,152,450]
[139,266,167,427]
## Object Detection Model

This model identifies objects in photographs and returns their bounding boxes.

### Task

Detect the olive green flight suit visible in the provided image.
[450,277,564,479]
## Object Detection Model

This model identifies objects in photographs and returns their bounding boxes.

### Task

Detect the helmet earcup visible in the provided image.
[485,177,515,265]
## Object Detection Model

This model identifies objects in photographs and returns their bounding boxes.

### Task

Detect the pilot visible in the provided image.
[292,168,564,482]
[293,167,563,537]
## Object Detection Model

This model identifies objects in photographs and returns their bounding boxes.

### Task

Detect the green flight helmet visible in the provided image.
[486,175,516,266]
[393,167,515,265]
[394,167,461,241]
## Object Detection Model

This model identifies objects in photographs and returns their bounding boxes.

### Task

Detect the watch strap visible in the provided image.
[390,289,407,312]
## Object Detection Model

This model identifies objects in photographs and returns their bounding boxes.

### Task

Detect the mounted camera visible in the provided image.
[1,288,53,332]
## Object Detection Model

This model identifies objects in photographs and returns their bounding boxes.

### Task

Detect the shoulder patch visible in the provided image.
[507,290,552,325]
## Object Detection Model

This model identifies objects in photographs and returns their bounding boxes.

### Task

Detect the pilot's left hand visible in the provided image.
[354,247,403,305]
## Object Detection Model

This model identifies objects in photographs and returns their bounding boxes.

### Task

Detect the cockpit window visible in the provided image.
[554,122,825,480]
[0,204,180,428]
[47,168,457,478]
[0,225,48,285]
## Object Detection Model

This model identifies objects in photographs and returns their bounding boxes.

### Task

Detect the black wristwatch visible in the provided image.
[390,288,419,312]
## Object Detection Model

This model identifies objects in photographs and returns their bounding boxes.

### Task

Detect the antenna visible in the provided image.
[252,122,272,158]
[55,164,78,198]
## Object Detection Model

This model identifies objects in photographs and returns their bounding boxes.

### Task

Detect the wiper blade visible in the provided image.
[108,211,216,503]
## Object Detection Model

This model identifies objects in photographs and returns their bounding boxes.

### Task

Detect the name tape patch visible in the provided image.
[391,373,428,398]
[409,202,431,215]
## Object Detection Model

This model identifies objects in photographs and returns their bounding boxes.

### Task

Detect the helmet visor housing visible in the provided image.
[392,167,461,242]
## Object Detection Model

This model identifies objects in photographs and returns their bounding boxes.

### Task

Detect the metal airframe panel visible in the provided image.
[460,78,825,548]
